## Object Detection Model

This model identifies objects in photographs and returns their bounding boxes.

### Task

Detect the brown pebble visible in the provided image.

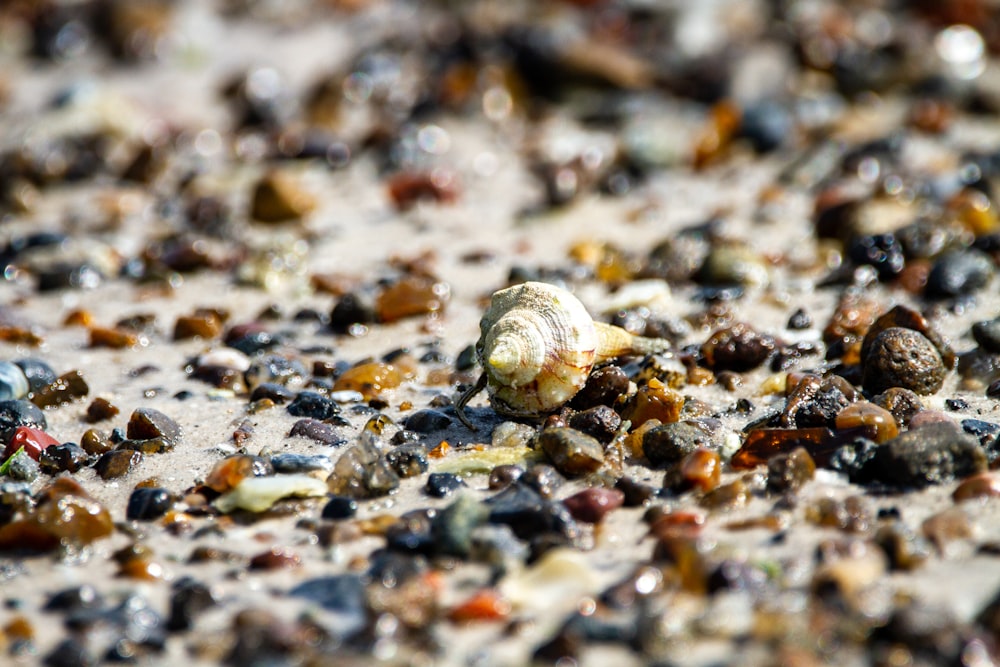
[81,429,114,455]
[822,290,880,365]
[862,328,946,396]
[127,407,181,444]
[173,313,223,340]
[333,361,406,400]
[85,397,120,423]
[569,365,629,409]
[251,171,316,223]
[567,405,622,443]
[204,455,270,494]
[488,464,524,490]
[805,496,872,533]
[953,473,1000,503]
[249,547,302,570]
[31,370,89,408]
[872,388,924,427]
[860,305,955,370]
[835,402,898,443]
[664,448,721,494]
[622,378,683,428]
[562,488,625,523]
[288,418,344,445]
[699,479,749,511]
[0,478,113,551]
[701,322,776,372]
[387,170,459,211]
[94,450,143,480]
[538,427,605,477]
[89,326,140,349]
[908,409,955,429]
[766,447,816,494]
[375,277,448,324]
[922,507,973,552]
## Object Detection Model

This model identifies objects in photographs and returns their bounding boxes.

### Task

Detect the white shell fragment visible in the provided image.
[213,474,328,513]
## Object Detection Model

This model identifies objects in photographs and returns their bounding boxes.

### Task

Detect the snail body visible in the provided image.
[456,281,672,429]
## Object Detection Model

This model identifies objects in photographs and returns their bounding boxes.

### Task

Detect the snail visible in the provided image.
[456,281,672,429]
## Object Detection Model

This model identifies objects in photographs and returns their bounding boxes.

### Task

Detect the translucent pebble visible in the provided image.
[213,475,328,513]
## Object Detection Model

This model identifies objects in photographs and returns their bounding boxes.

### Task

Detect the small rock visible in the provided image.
[287,391,340,420]
[38,443,89,474]
[44,638,95,667]
[403,408,452,433]
[166,578,217,632]
[925,249,994,299]
[872,422,986,488]
[321,495,358,520]
[872,387,924,427]
[214,475,328,513]
[85,397,119,423]
[14,358,57,394]
[972,318,1000,353]
[385,445,429,478]
[766,447,815,494]
[488,464,524,490]
[94,449,143,480]
[249,547,301,570]
[127,408,181,444]
[431,494,489,557]
[251,170,316,223]
[31,370,89,408]
[0,362,29,401]
[701,322,777,372]
[0,399,47,443]
[491,422,535,449]
[3,426,59,461]
[538,428,604,477]
[863,328,947,395]
[270,453,333,474]
[287,575,366,637]
[567,405,622,443]
[288,418,347,445]
[643,421,712,469]
[562,488,624,523]
[4,450,39,481]
[126,487,173,521]
[569,365,629,409]
[426,472,465,498]
[487,483,579,542]
[249,382,295,404]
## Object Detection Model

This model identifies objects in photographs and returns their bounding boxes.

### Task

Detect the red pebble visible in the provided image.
[3,427,59,462]
[563,487,625,523]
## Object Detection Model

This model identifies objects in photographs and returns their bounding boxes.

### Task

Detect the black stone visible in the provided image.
[249,382,295,404]
[926,250,995,299]
[38,443,90,474]
[642,421,711,468]
[288,418,348,445]
[787,308,812,330]
[126,488,174,521]
[402,408,452,433]
[270,453,332,474]
[738,100,793,153]
[425,472,465,498]
[44,585,104,613]
[14,358,57,394]
[945,398,969,411]
[962,419,1000,464]
[848,233,905,280]
[321,495,358,520]
[44,638,95,667]
[385,445,429,478]
[227,330,280,356]
[828,438,881,484]
[0,399,47,443]
[567,405,622,443]
[487,483,579,542]
[286,391,340,420]
[871,422,987,488]
[287,575,366,637]
[972,318,1000,353]
[166,578,217,632]
[329,292,376,332]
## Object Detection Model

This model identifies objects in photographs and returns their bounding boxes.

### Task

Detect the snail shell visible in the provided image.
[456,281,671,428]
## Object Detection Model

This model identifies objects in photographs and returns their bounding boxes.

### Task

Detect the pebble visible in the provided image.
[432,494,490,557]
[321,495,358,520]
[287,575,367,636]
[271,453,333,474]
[567,405,622,443]
[0,399,47,442]
[874,523,931,571]
[562,488,625,523]
[568,365,629,409]
[85,397,120,423]
[538,427,605,477]
[872,388,924,427]
[972,318,1000,353]
[621,378,683,427]
[961,418,1000,464]
[166,578,217,632]
[288,418,348,446]
[329,291,377,332]
[93,449,142,479]
[701,323,777,372]
[213,474,328,513]
[249,382,295,404]
[4,450,39,481]
[835,402,899,443]
[664,447,722,494]
[0,477,112,551]
[487,483,579,543]
[402,408,452,433]
[862,328,947,395]
[250,170,316,223]
[871,422,986,488]
[250,547,302,570]
[488,464,524,490]
[14,358,57,394]
[375,276,449,323]
[643,421,712,468]
[0,362,29,401]
[126,487,174,521]
[127,407,181,444]
[44,585,104,613]
[491,421,536,449]
[287,391,341,420]
[203,455,266,494]
[44,638,95,667]
[925,249,994,299]
[38,443,90,474]
[848,233,905,279]
[31,370,89,408]
[245,354,308,391]
[766,447,816,494]
[327,436,400,499]
[385,445,429,478]
[3,425,59,461]
[425,472,465,498]
[520,464,564,498]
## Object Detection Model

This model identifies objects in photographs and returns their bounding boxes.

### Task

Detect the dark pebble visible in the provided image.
[766,447,816,494]
[872,388,923,427]
[874,522,930,571]
[431,494,489,557]
[0,399,47,443]
[385,445,429,478]
[945,398,969,411]
[321,495,358,520]
[973,318,1000,353]
[872,421,986,488]
[115,436,173,454]
[288,575,366,635]
[31,370,89,408]
[227,330,280,356]
[44,585,104,613]
[249,547,301,570]
[249,382,295,404]
[386,509,436,554]
[962,418,1000,464]
[487,483,579,542]
[614,476,660,506]
[94,449,143,480]
[848,233,905,280]
[127,407,181,444]
[329,292,376,333]
[454,344,477,371]
[402,408,452,433]
[538,427,604,477]
[567,405,622,443]
[488,464,524,491]
[700,323,776,372]
[425,472,465,498]
[925,249,994,299]
[827,437,880,484]
[520,464,564,498]
[126,487,173,521]
[288,418,347,445]
[787,308,812,330]
[14,358,57,393]
[988,379,1000,398]
[166,578,217,632]
[286,391,340,420]
[65,595,165,653]
[738,100,793,153]
[38,443,89,474]
[85,397,119,423]
[643,421,711,468]
[568,365,629,409]
[44,638,95,667]
[271,453,332,474]
[862,328,946,395]
[390,428,422,446]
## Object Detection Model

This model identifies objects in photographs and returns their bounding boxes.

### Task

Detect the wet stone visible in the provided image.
[288,418,347,446]
[787,308,812,330]
[567,405,622,443]
[521,464,564,498]
[14,358,57,394]
[925,249,994,299]
[972,318,1000,353]
[115,437,173,455]
[5,451,39,481]
[569,365,629,410]
[402,408,452,433]
[94,449,143,480]
[288,574,366,635]
[664,448,722,494]
[249,382,295,404]
[643,421,712,469]
[872,422,986,488]
[961,419,1000,464]
[31,370,89,408]
[127,408,180,444]
[425,472,465,498]
[126,487,173,521]
[385,445,429,478]
[0,362,29,401]
[166,578,217,632]
[562,488,625,523]
[487,483,579,543]
[3,426,59,461]
[863,328,947,396]
[85,397,119,423]
[44,585,104,613]
[250,547,301,570]
[848,233,905,280]
[701,323,777,372]
[0,399,47,442]
[321,495,357,520]
[766,447,816,494]
[271,453,333,474]
[327,439,400,499]
[287,391,340,420]
[488,464,524,491]
[872,388,923,427]
[538,427,604,477]
[874,523,931,571]
[432,494,490,557]
[44,638,95,667]
[38,443,89,475]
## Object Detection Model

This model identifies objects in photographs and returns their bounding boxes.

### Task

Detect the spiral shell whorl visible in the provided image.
[477,282,598,415]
